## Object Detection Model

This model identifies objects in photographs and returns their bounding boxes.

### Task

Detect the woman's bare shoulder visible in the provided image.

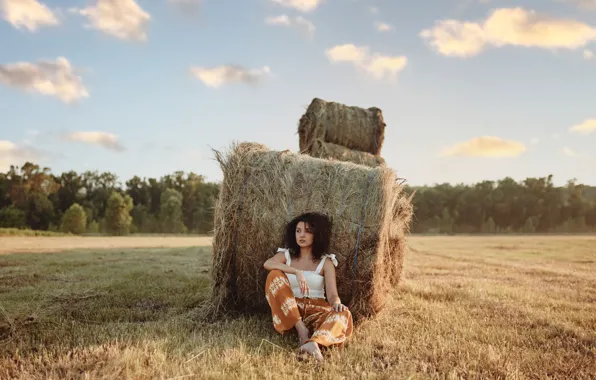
[321,257,336,276]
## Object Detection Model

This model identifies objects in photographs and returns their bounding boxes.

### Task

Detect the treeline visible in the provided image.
[1,163,595,235]
[0,163,218,235]
[406,175,596,234]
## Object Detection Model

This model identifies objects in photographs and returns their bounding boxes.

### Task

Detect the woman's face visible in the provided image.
[295,221,314,249]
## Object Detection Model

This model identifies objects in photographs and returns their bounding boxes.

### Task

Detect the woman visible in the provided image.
[263,212,353,361]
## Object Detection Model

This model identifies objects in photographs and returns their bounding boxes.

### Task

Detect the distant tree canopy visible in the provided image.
[0,163,594,234]
[405,175,596,234]
[0,163,219,235]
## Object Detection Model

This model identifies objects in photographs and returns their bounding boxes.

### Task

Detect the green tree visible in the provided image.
[26,192,55,230]
[131,204,159,233]
[87,220,100,234]
[54,171,85,214]
[0,206,26,228]
[126,176,151,208]
[0,173,10,209]
[105,192,133,236]
[482,217,496,234]
[80,170,119,222]
[60,203,87,234]
[439,207,453,234]
[160,188,187,234]
[523,217,536,233]
[586,202,596,229]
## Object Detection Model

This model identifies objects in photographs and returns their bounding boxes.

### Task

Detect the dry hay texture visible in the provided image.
[298,98,386,156]
[208,142,412,324]
[309,140,386,168]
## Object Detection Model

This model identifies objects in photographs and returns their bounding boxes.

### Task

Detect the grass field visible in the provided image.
[0,236,595,379]
[0,236,211,255]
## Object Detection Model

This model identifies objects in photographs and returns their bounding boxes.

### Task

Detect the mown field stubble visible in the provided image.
[0,235,595,379]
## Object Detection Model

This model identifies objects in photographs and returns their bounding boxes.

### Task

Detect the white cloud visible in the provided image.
[0,57,88,104]
[190,65,271,88]
[326,44,369,62]
[420,20,487,57]
[266,14,291,26]
[326,44,407,79]
[70,0,150,41]
[530,137,539,144]
[1,0,59,32]
[369,7,379,14]
[584,49,595,60]
[562,147,578,157]
[364,55,408,79]
[375,21,393,32]
[270,0,323,12]
[62,131,125,152]
[265,14,315,36]
[570,119,596,134]
[420,7,596,57]
[0,140,45,171]
[440,136,527,157]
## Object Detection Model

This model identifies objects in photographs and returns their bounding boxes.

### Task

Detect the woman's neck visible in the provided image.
[299,246,313,260]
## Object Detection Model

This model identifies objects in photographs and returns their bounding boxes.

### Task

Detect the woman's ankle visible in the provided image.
[294,321,309,343]
[295,320,307,332]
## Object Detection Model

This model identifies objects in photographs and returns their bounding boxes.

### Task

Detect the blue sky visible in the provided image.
[1,0,595,186]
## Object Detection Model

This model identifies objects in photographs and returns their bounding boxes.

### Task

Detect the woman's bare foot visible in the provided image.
[299,342,323,362]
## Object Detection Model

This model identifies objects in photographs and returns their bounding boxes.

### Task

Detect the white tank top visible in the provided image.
[277,248,338,299]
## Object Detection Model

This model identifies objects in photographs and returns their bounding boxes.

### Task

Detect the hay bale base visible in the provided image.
[208,142,412,324]
[298,98,386,156]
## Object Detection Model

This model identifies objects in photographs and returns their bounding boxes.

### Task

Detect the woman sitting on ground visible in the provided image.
[263,212,353,361]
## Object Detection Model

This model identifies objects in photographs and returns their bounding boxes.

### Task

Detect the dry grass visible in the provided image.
[0,236,212,255]
[1,235,595,379]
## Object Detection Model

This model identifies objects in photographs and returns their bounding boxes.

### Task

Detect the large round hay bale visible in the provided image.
[298,98,386,155]
[307,140,386,168]
[208,142,412,323]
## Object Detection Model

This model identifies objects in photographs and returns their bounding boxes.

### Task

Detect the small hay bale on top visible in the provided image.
[298,98,386,156]
[307,140,386,168]
[209,142,412,323]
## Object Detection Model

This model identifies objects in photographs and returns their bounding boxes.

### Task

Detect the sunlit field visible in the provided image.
[1,235,594,379]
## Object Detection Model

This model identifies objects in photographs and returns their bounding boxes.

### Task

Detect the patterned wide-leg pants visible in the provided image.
[265,269,353,347]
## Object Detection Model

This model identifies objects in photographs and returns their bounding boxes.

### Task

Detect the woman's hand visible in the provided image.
[295,270,310,297]
[332,301,348,312]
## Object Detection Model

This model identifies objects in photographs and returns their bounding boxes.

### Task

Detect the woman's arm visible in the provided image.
[263,252,301,275]
[264,252,310,296]
[323,260,347,311]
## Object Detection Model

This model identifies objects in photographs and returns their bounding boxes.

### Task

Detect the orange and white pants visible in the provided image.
[265,269,353,347]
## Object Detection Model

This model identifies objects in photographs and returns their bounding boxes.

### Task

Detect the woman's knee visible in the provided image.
[336,308,353,320]
[266,269,285,281]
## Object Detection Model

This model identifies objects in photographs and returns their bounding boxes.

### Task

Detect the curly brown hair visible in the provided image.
[283,212,332,262]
